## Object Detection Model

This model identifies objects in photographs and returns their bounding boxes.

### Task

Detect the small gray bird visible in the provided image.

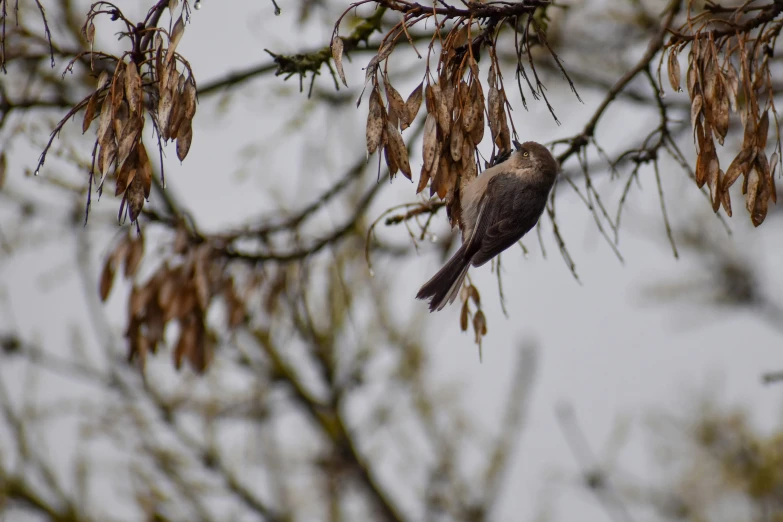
[416,141,559,312]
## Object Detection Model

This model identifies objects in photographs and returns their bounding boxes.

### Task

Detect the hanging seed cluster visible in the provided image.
[667,34,781,226]
[100,231,249,373]
[37,1,198,228]
[359,20,516,230]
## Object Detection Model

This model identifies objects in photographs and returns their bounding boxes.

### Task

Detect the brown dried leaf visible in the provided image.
[422,113,438,171]
[366,88,384,156]
[385,121,411,180]
[667,49,681,92]
[83,92,99,134]
[331,35,348,88]
[402,83,423,131]
[124,61,142,114]
[176,119,193,161]
[168,16,185,62]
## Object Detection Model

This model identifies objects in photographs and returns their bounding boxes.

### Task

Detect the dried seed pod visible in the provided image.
[422,113,438,171]
[434,154,451,199]
[460,302,469,331]
[385,121,411,180]
[383,75,405,129]
[98,138,117,179]
[158,86,174,141]
[470,106,484,145]
[124,60,142,114]
[462,80,479,133]
[745,168,760,214]
[167,89,185,140]
[417,163,431,194]
[757,110,769,149]
[726,64,739,112]
[176,119,193,161]
[437,87,451,134]
[708,167,721,212]
[723,148,752,190]
[183,79,197,120]
[487,85,502,142]
[117,114,143,169]
[168,15,185,62]
[384,143,399,179]
[450,118,464,162]
[687,62,697,99]
[461,133,473,169]
[110,64,126,117]
[115,145,138,196]
[721,184,732,216]
[99,254,116,301]
[124,235,145,278]
[83,91,99,134]
[137,142,153,199]
[125,173,146,222]
[667,49,681,92]
[331,35,348,88]
[366,88,384,156]
[402,82,423,131]
[425,83,436,114]
[690,94,703,136]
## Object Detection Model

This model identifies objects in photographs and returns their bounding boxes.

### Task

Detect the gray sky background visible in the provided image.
[2,1,783,520]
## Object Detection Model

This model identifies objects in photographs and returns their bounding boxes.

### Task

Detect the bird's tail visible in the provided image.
[416,244,471,312]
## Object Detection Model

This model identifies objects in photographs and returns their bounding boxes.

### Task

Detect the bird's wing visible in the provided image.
[465,173,549,267]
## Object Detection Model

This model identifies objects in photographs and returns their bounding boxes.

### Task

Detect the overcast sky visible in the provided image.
[3,1,783,521]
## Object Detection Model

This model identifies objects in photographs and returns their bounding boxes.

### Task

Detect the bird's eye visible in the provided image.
[523,151,529,157]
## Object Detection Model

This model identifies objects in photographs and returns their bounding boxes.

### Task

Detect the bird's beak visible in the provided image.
[512,139,523,150]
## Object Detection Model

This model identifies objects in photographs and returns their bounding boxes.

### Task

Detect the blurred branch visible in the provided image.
[556,403,636,522]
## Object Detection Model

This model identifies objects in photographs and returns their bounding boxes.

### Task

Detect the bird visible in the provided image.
[416,140,559,312]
